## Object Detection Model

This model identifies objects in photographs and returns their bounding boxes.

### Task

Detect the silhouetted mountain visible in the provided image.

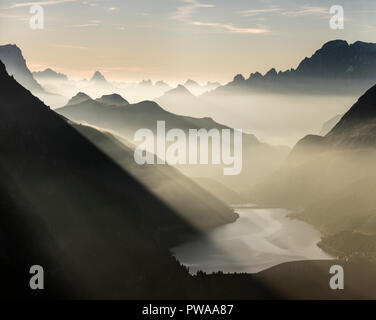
[155,85,198,113]
[33,68,68,81]
[211,40,376,96]
[57,95,289,194]
[138,79,153,88]
[81,70,119,97]
[90,71,107,84]
[327,84,376,146]
[155,80,172,90]
[0,44,44,93]
[95,93,129,106]
[0,59,201,298]
[72,123,238,230]
[296,40,376,79]
[184,79,219,95]
[66,92,92,106]
[163,84,195,97]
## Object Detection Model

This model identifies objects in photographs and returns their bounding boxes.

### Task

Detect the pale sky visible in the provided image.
[0,0,375,83]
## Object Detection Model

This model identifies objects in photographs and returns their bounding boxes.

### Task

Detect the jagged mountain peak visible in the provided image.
[90,71,107,83]
[0,44,45,93]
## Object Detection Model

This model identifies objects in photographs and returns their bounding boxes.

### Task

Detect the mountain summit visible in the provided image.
[95,93,129,106]
[213,40,376,95]
[0,44,45,93]
[90,71,107,83]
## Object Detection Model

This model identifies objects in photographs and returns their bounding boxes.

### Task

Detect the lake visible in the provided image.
[171,206,332,274]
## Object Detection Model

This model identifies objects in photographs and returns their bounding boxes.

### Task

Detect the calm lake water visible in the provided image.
[171,206,332,274]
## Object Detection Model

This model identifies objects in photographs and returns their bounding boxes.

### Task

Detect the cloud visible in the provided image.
[108,7,118,11]
[240,6,329,18]
[281,6,329,17]
[172,0,214,21]
[172,0,267,35]
[191,21,269,34]
[240,8,282,17]
[7,0,80,9]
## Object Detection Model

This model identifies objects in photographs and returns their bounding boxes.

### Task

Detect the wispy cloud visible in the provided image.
[240,6,329,18]
[282,6,329,17]
[172,0,267,35]
[107,7,118,11]
[240,8,282,17]
[191,21,269,34]
[7,0,80,9]
[172,0,214,21]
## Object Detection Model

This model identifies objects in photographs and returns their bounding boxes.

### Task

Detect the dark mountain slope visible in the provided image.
[70,122,238,230]
[0,44,44,93]
[0,60,199,298]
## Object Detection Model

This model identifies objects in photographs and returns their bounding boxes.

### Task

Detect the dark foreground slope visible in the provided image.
[70,123,238,229]
[0,60,199,299]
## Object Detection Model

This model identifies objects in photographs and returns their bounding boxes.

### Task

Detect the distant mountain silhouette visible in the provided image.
[33,68,68,81]
[211,40,376,96]
[57,94,289,195]
[155,80,172,90]
[0,44,45,93]
[66,92,92,106]
[90,71,107,84]
[95,93,129,106]
[155,85,198,114]
[138,79,153,88]
[163,84,195,97]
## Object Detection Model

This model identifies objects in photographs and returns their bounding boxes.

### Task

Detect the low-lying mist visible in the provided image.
[158,93,358,147]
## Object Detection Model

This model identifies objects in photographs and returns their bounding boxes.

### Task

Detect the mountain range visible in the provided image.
[211,40,376,96]
[33,68,68,81]
[56,93,289,194]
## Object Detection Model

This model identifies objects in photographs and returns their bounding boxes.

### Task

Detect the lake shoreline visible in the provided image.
[172,205,333,275]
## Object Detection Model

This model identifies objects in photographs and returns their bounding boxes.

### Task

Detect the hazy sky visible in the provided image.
[0,0,375,83]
